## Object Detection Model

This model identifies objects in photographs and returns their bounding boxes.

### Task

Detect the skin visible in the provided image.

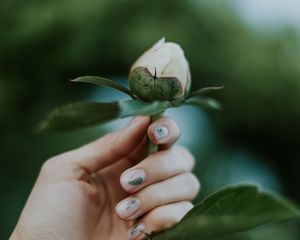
[10,116,200,240]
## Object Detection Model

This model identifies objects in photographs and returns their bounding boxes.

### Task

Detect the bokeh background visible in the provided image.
[1,0,300,239]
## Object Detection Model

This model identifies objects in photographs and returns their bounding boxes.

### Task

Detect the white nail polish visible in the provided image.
[116,198,140,219]
[128,223,145,239]
[153,126,169,141]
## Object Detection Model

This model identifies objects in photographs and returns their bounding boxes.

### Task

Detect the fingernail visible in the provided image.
[128,223,145,240]
[153,125,169,141]
[116,198,141,219]
[122,169,146,190]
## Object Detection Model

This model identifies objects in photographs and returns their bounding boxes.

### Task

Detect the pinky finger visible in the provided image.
[128,201,193,240]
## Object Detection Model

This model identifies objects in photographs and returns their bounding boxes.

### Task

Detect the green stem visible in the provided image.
[147,113,163,156]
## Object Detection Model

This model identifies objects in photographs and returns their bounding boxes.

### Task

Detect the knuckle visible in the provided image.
[134,189,154,210]
[181,201,194,214]
[174,146,195,170]
[158,156,173,175]
[149,207,179,230]
[148,207,163,221]
[185,173,201,197]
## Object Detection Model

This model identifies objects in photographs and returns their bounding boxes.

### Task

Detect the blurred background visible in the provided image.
[1,0,300,239]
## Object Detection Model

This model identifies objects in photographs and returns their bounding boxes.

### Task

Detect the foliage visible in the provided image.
[1,0,300,239]
[154,185,300,240]
[38,76,221,131]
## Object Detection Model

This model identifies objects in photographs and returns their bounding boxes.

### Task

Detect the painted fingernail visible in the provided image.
[122,169,146,190]
[153,125,169,141]
[116,198,141,219]
[128,223,145,240]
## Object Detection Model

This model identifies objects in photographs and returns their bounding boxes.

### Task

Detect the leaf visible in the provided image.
[188,86,224,98]
[119,100,171,118]
[184,97,222,110]
[72,76,134,97]
[36,102,120,131]
[154,185,300,240]
[37,100,174,132]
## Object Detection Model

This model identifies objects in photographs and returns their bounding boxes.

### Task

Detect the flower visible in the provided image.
[39,38,222,133]
[128,38,191,102]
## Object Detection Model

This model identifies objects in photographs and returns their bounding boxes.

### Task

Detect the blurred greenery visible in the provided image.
[1,0,300,239]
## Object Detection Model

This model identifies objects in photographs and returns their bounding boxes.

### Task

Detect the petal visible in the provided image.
[162,42,190,96]
[130,38,171,77]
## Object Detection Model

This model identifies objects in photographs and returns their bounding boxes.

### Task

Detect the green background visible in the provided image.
[1,0,299,239]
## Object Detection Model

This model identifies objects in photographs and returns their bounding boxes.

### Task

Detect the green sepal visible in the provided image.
[36,102,120,132]
[184,96,222,110]
[128,67,183,102]
[72,76,134,98]
[188,86,224,98]
[154,185,300,240]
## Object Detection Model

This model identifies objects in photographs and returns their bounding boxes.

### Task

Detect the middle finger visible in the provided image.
[120,146,195,193]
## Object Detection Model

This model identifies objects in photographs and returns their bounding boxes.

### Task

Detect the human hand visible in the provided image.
[10,116,200,240]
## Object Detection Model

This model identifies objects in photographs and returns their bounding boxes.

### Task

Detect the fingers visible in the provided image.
[147,117,181,149]
[42,115,181,181]
[62,116,150,174]
[116,172,200,220]
[120,146,195,192]
[128,202,193,240]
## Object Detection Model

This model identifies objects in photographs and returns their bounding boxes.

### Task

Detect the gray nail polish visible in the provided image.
[128,176,144,186]
[117,198,141,219]
[122,169,146,189]
[153,126,169,140]
[126,198,139,211]
[129,223,145,239]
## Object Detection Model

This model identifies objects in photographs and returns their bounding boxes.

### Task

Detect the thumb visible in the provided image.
[69,116,150,174]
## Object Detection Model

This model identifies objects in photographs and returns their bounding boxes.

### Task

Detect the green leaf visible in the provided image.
[36,102,120,131]
[188,86,224,98]
[184,97,222,110]
[154,185,300,240]
[119,100,171,118]
[72,76,134,97]
[37,100,174,132]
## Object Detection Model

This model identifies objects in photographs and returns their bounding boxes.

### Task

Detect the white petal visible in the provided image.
[162,42,189,91]
[131,38,171,77]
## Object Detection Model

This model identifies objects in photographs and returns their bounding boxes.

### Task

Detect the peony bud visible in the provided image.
[128,38,191,102]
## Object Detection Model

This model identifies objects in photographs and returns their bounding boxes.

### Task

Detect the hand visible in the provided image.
[10,116,200,240]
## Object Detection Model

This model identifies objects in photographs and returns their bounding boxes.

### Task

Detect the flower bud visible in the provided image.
[128,38,191,102]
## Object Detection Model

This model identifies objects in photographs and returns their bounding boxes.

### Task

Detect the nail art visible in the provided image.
[129,223,145,239]
[123,169,146,187]
[128,176,144,186]
[117,198,141,219]
[153,125,169,141]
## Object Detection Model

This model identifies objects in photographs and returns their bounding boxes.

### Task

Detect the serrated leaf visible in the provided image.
[188,86,224,98]
[184,97,222,110]
[36,102,120,131]
[154,185,300,240]
[72,76,134,97]
[119,100,171,118]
